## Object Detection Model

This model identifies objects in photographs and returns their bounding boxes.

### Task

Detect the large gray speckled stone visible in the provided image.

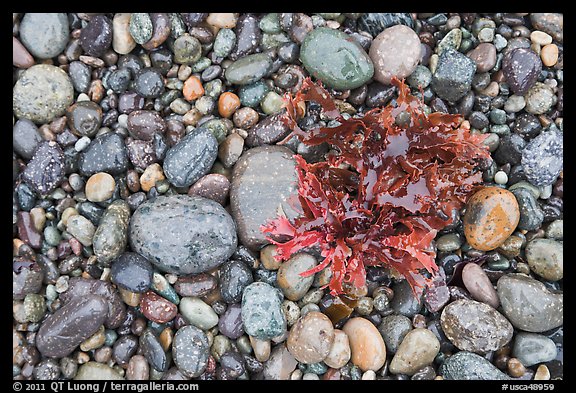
[241,281,287,340]
[521,128,563,187]
[19,13,69,59]
[13,64,74,124]
[230,145,301,251]
[78,132,129,176]
[431,48,477,102]
[129,195,237,275]
[440,351,509,380]
[163,127,218,188]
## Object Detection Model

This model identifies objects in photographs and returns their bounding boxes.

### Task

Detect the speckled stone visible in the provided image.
[21,141,65,196]
[441,299,513,354]
[230,145,301,251]
[173,325,210,378]
[13,65,74,124]
[66,214,96,247]
[187,174,230,206]
[277,253,317,301]
[241,281,287,340]
[525,238,563,282]
[378,314,413,354]
[369,24,421,84]
[342,317,387,372]
[111,252,153,293]
[93,200,131,264]
[219,259,254,304]
[463,187,520,251]
[36,295,108,358]
[129,195,237,275]
[440,351,509,380]
[389,328,440,376]
[300,27,374,90]
[78,132,129,176]
[287,311,334,364]
[521,129,563,187]
[74,362,124,380]
[139,329,168,372]
[19,13,69,59]
[502,48,542,95]
[163,126,218,188]
[79,15,113,57]
[431,48,477,102]
[497,274,563,333]
[140,291,177,324]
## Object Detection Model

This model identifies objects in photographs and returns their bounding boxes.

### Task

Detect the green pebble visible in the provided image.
[238,81,270,108]
[23,293,45,323]
[169,98,191,115]
[44,226,61,247]
[104,329,118,347]
[489,108,507,125]
[306,362,328,375]
[168,13,187,39]
[261,32,290,50]
[236,336,253,355]
[259,13,282,33]
[437,28,463,55]
[459,38,474,53]
[151,272,180,305]
[159,89,181,106]
[190,57,212,73]
[488,259,511,271]
[489,124,510,136]
[129,13,153,45]
[202,119,228,143]
[173,34,202,65]
[213,28,236,58]
[225,53,274,85]
[260,91,284,115]
[204,79,223,99]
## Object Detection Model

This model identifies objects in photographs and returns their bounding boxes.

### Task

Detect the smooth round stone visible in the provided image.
[78,132,129,176]
[512,332,558,367]
[436,233,462,252]
[179,297,218,330]
[525,239,563,282]
[36,295,108,358]
[238,80,270,108]
[129,195,237,275]
[163,126,218,188]
[218,303,244,339]
[113,13,136,54]
[342,317,387,372]
[369,25,420,85]
[219,260,254,304]
[188,174,230,206]
[173,325,209,378]
[112,335,138,366]
[206,13,237,28]
[13,64,74,124]
[133,68,165,98]
[66,214,96,247]
[13,36,34,68]
[80,15,113,57]
[13,119,42,159]
[498,274,563,333]
[300,27,373,90]
[378,315,413,354]
[389,328,440,376]
[541,44,559,67]
[441,299,513,354]
[463,187,520,251]
[174,274,217,297]
[241,282,287,340]
[245,111,291,147]
[140,291,177,323]
[461,263,499,309]
[141,13,171,50]
[263,343,298,380]
[439,351,509,380]
[521,129,563,187]
[173,34,202,64]
[390,279,423,317]
[19,13,69,59]
[505,95,526,113]
[524,82,555,115]
[530,14,563,42]
[406,65,432,89]
[75,362,124,380]
[93,200,130,264]
[323,329,351,369]
[277,253,317,301]
[512,188,544,231]
[126,110,166,141]
[126,355,149,380]
[129,13,153,45]
[467,43,497,73]
[139,163,164,192]
[545,219,563,240]
[502,48,542,95]
[85,172,116,202]
[230,145,301,251]
[139,329,168,372]
[111,252,152,293]
[218,133,244,169]
[225,53,274,85]
[431,48,477,102]
[287,311,334,364]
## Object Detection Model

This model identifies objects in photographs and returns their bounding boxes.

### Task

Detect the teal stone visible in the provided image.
[213,28,236,58]
[238,81,270,108]
[299,27,374,90]
[224,53,273,85]
[202,119,228,143]
[241,282,287,340]
[259,13,282,33]
[151,272,180,305]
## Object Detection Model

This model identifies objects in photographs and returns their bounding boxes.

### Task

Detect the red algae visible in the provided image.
[261,77,491,297]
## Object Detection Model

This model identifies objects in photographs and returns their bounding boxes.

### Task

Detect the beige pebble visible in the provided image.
[113,13,136,55]
[61,206,79,226]
[389,328,440,375]
[249,336,271,362]
[80,325,106,352]
[287,311,334,363]
[507,357,526,378]
[118,287,141,307]
[342,317,386,372]
[323,329,351,369]
[541,44,559,67]
[534,364,551,380]
[206,13,238,28]
[260,245,281,270]
[530,31,553,46]
[85,172,116,202]
[478,81,499,97]
[30,207,46,232]
[139,163,165,192]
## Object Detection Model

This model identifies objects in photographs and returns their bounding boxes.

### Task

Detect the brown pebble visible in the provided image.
[17,212,42,250]
[233,107,259,129]
[342,317,386,372]
[13,37,34,68]
[139,163,165,192]
[541,44,559,67]
[118,287,141,307]
[287,311,334,364]
[126,170,141,193]
[534,364,551,380]
[183,75,204,101]
[218,133,245,169]
[218,92,241,118]
[126,354,149,380]
[85,172,116,202]
[139,291,177,323]
[159,327,173,351]
[187,173,230,205]
[507,357,526,378]
[463,186,520,251]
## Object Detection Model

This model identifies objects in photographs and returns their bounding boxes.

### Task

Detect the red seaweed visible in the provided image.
[261,77,491,297]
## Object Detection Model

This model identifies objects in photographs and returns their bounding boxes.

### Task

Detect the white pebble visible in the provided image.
[118,114,129,129]
[74,136,92,152]
[362,370,377,380]
[290,369,303,380]
[494,171,508,185]
[77,93,90,102]
[302,373,320,380]
[539,184,553,199]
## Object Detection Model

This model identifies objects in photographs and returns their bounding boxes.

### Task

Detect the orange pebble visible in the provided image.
[218,92,241,118]
[183,76,204,101]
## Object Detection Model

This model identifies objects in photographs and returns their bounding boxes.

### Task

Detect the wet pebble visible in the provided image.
[113,13,136,54]
[179,297,219,330]
[390,279,423,317]
[525,238,563,281]
[467,43,497,73]
[263,343,298,380]
[139,329,168,372]
[174,274,217,298]
[80,15,113,57]
[66,214,95,247]
[126,355,149,380]
[343,317,387,372]
[461,262,500,308]
[188,174,230,206]
[497,274,563,333]
[431,48,477,102]
[218,303,244,339]
[133,68,165,98]
[440,351,509,380]
[241,282,287,340]
[75,362,124,380]
[521,128,563,187]
[389,328,440,376]
[173,34,202,65]
[524,82,555,115]
[78,132,129,176]
[129,13,153,45]
[19,13,69,59]
[287,311,334,364]
[502,48,542,95]
[219,259,254,303]
[225,53,274,86]
[172,325,209,378]
[512,187,545,231]
[127,110,167,142]
[512,332,558,367]
[140,291,178,323]
[13,36,34,68]
[85,172,115,202]
[277,253,317,301]
[13,119,42,160]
